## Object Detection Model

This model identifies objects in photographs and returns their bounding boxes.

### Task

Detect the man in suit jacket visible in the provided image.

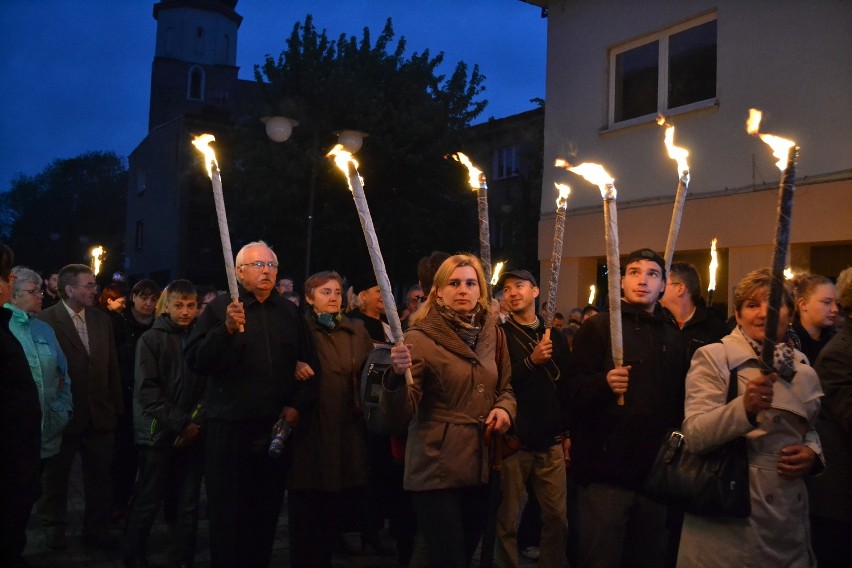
[38,264,122,550]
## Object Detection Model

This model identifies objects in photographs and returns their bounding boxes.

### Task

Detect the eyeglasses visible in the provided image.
[23,288,44,297]
[72,283,97,290]
[239,261,279,270]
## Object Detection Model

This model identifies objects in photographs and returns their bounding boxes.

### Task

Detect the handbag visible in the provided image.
[643,366,751,518]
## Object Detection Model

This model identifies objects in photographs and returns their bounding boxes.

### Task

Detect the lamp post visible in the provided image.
[262,116,301,274]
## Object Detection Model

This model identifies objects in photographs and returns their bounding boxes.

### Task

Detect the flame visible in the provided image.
[662,123,690,175]
[90,246,104,276]
[784,267,795,280]
[588,284,596,305]
[191,134,218,179]
[490,261,506,286]
[326,144,361,191]
[707,238,718,291]
[558,161,616,200]
[451,152,485,190]
[746,108,796,170]
[554,183,571,209]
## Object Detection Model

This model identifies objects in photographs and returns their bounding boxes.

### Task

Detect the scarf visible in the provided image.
[433,299,485,348]
[740,325,796,381]
[311,309,342,330]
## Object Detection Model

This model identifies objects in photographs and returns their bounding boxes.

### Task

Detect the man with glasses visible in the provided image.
[38,264,123,550]
[187,240,317,567]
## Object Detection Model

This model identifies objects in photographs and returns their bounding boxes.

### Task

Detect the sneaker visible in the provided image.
[521,546,541,560]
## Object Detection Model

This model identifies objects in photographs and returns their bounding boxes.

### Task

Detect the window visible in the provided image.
[188,66,205,100]
[135,220,144,251]
[609,14,716,125]
[493,145,519,180]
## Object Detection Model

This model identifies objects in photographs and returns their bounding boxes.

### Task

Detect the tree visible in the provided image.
[226,16,489,287]
[0,152,127,276]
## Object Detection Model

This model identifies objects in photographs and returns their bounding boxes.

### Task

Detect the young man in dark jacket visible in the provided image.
[568,249,687,568]
[123,280,204,568]
[496,269,571,568]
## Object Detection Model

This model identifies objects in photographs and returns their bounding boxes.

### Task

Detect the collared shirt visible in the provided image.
[63,300,89,353]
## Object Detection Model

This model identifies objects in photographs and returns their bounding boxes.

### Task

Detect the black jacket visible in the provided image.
[133,315,205,447]
[568,301,686,490]
[186,287,317,423]
[661,303,728,364]
[501,315,571,450]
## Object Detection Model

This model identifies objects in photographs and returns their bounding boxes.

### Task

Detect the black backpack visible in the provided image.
[360,343,393,435]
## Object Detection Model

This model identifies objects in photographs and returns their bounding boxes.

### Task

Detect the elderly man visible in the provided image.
[38,263,123,550]
[187,241,316,567]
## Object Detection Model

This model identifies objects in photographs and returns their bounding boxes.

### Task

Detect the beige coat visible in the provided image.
[677,327,823,567]
[381,308,515,491]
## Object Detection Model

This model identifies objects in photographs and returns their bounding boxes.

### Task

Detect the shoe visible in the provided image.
[82,531,120,549]
[45,527,68,550]
[521,546,541,560]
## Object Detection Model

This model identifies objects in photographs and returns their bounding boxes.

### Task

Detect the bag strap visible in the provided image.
[726,366,738,404]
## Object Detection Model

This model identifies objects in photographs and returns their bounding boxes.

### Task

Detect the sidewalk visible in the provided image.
[22,455,546,567]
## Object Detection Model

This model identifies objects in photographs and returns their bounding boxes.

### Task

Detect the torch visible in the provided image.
[746,109,798,376]
[490,261,506,287]
[706,238,718,307]
[589,284,596,306]
[327,144,413,386]
[657,117,691,274]
[558,159,625,404]
[191,134,243,332]
[452,152,492,283]
[543,183,571,340]
[90,245,105,276]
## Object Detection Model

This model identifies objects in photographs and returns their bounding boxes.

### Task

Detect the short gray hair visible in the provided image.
[235,240,278,269]
[11,266,42,298]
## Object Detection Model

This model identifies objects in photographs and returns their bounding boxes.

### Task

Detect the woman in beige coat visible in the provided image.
[677,269,823,567]
[384,253,515,567]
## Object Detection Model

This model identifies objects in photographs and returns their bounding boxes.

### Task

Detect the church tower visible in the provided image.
[125,0,258,284]
[148,0,242,130]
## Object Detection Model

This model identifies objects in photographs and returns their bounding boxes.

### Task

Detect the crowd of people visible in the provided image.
[1,237,850,568]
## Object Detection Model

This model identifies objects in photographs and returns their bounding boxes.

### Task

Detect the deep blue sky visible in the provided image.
[0,0,546,191]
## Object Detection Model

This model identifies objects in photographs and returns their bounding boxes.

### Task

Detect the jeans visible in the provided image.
[496,445,568,568]
[123,442,203,563]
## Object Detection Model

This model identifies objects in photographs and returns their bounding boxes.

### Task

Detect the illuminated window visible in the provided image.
[610,14,716,125]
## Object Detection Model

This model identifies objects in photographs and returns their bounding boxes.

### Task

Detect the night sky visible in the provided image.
[0,0,546,190]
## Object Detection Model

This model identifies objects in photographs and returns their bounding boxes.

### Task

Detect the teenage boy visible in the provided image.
[124,280,204,568]
[496,269,571,568]
[568,249,687,568]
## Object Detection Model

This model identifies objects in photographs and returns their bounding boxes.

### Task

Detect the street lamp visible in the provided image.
[336,130,368,154]
[262,115,302,275]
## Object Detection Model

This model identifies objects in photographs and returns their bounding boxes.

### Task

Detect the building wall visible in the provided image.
[535,0,852,314]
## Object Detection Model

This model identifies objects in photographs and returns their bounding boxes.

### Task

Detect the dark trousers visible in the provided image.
[205,418,286,568]
[0,425,40,563]
[111,408,138,515]
[40,428,114,536]
[411,485,489,568]
[123,443,204,563]
[288,488,363,567]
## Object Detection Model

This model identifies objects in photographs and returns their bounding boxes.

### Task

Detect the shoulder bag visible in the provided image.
[642,365,751,518]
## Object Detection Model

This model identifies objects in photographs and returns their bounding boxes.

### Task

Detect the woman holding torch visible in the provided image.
[677,268,823,567]
[382,253,515,567]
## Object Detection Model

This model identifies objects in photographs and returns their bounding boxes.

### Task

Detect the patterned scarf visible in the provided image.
[740,325,797,381]
[433,299,485,348]
[311,310,342,330]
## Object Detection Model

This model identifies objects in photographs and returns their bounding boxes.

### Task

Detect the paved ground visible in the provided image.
[22,455,545,567]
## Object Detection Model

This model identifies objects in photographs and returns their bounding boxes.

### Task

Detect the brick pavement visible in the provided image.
[22,455,546,567]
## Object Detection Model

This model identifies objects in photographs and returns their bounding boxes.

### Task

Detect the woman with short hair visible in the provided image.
[676,268,823,567]
[6,266,73,460]
[384,253,516,567]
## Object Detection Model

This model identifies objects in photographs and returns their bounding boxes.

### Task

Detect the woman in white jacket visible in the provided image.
[677,269,823,567]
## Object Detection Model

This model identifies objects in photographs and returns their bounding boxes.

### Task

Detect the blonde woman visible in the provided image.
[384,253,515,567]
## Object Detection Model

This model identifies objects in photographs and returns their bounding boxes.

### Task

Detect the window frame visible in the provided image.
[607,12,717,128]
